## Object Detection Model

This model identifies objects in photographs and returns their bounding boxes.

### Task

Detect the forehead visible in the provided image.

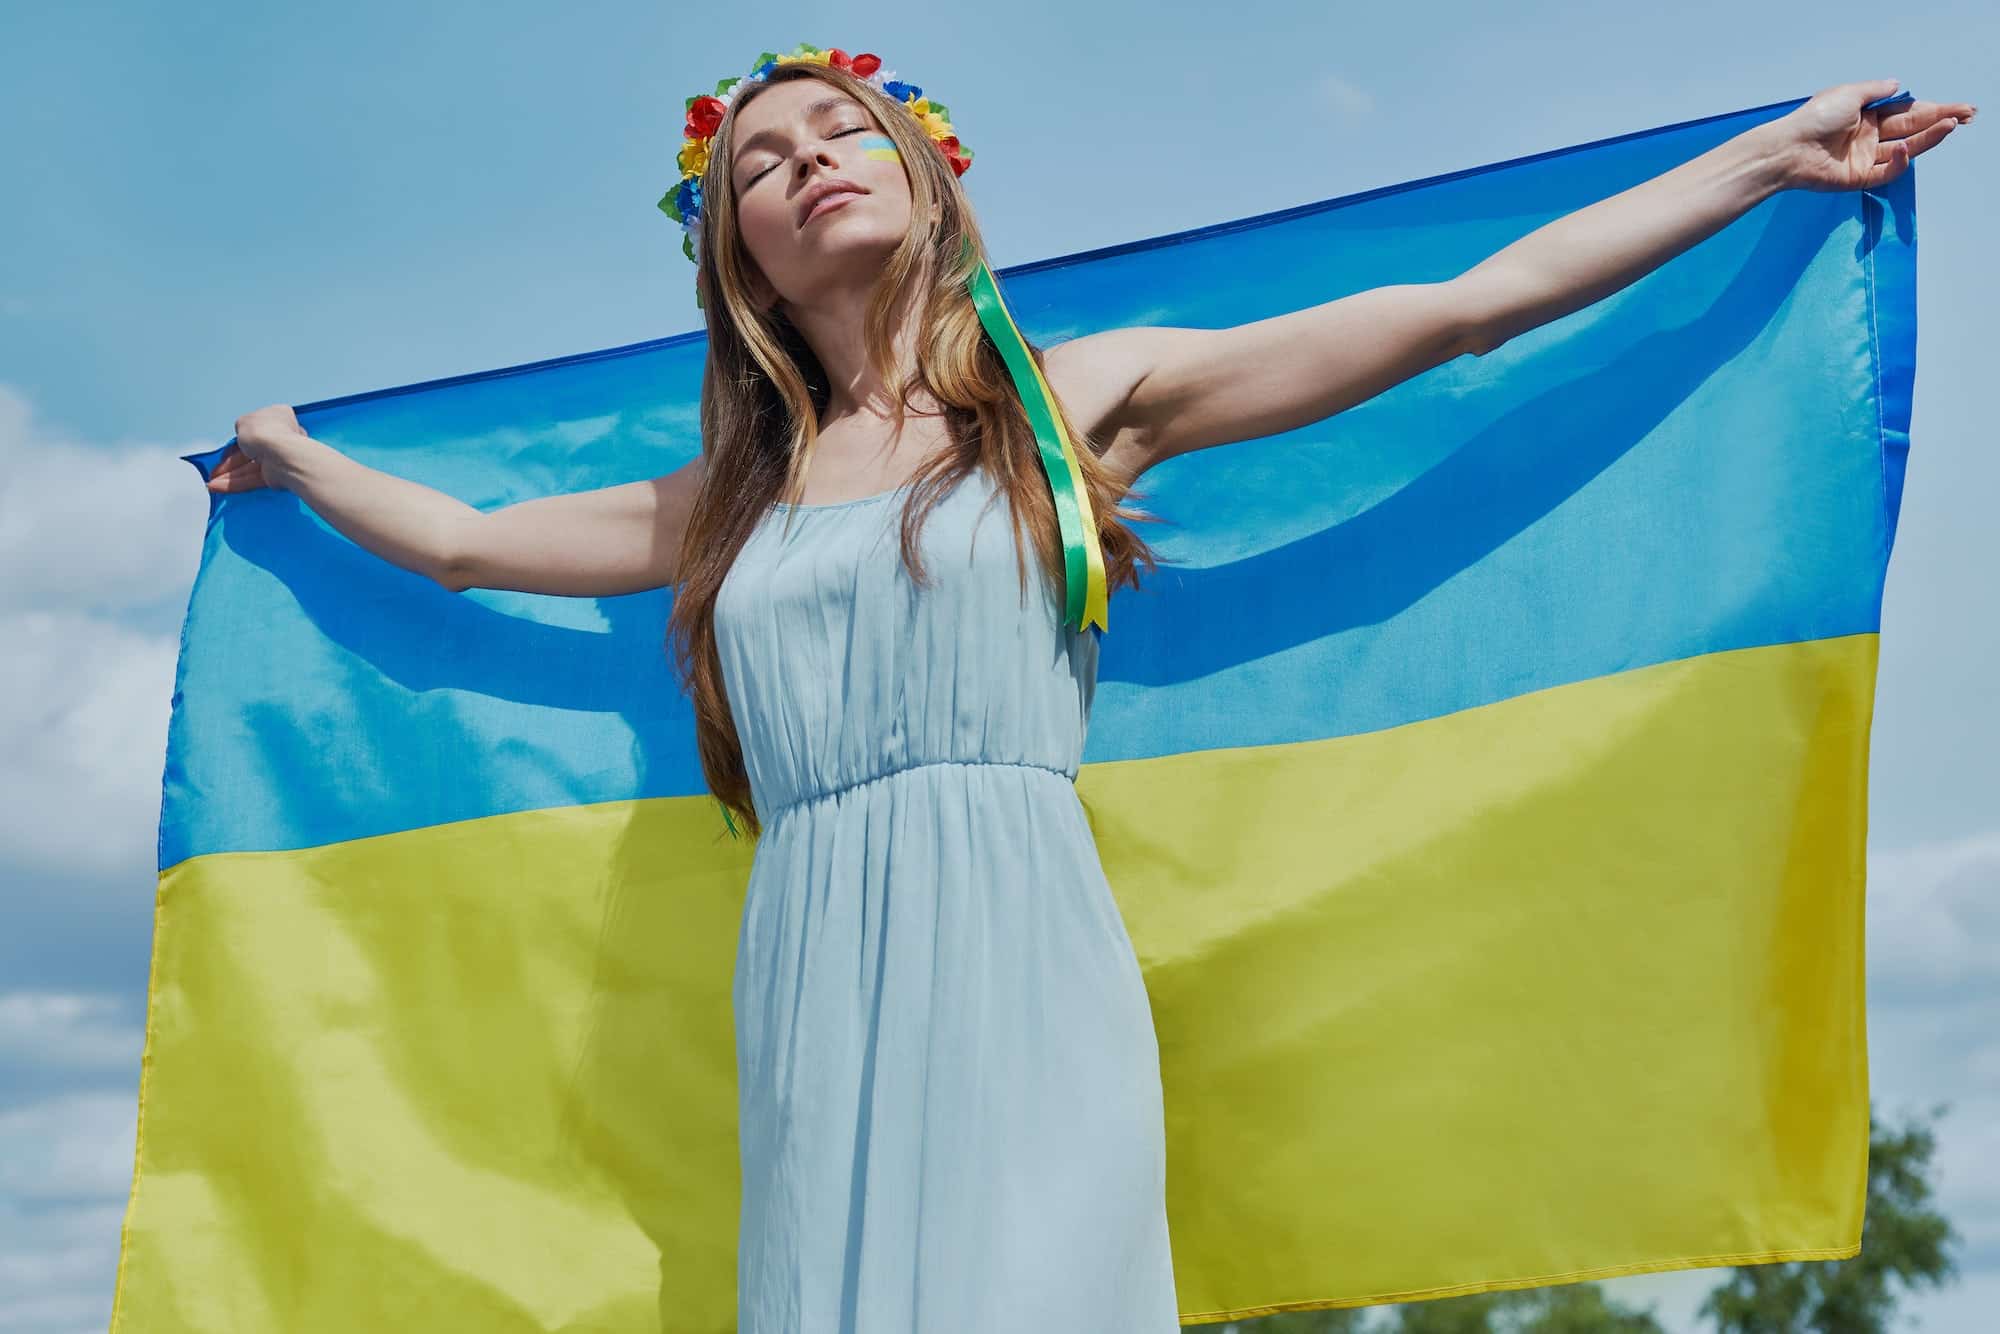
[731,81,869,141]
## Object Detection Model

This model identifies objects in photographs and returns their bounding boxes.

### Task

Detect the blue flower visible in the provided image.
[750,59,777,81]
[882,79,922,103]
[673,180,704,232]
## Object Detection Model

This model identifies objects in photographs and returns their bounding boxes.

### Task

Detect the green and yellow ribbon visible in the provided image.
[962,236,1110,633]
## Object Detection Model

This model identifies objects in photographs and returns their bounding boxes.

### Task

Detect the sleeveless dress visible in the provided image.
[712,464,1182,1333]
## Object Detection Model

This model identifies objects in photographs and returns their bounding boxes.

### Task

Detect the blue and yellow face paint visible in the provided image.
[859,132,900,163]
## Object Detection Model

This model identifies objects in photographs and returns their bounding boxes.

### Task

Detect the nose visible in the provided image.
[793,140,842,182]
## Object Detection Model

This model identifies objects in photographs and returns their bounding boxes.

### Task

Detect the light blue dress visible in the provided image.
[713,464,1182,1332]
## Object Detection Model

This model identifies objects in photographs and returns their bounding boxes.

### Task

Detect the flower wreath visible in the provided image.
[657,43,973,265]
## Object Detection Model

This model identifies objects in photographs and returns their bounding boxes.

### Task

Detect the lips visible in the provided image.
[804,191,862,223]
[797,179,868,227]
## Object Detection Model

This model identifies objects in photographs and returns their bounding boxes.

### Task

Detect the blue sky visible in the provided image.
[1,2,1993,1330]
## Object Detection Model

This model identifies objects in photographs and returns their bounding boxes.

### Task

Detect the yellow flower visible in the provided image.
[678,137,709,178]
[900,97,952,140]
[779,50,832,67]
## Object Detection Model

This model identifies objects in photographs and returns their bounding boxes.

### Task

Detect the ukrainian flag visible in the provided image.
[112,93,1913,1330]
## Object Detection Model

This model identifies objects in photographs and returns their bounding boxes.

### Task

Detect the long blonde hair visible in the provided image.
[665,60,1164,839]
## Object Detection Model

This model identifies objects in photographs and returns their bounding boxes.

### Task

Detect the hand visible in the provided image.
[209,404,307,493]
[1768,79,1974,193]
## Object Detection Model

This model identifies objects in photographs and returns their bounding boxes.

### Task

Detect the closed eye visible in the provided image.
[746,126,869,186]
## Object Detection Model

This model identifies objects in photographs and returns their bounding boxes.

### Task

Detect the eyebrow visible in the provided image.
[732,95,865,168]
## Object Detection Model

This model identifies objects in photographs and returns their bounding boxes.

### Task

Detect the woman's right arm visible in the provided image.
[439,458,705,596]
[220,404,704,598]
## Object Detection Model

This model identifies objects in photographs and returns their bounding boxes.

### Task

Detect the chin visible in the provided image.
[808,222,907,265]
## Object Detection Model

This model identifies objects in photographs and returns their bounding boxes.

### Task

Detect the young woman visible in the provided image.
[212,48,1968,1332]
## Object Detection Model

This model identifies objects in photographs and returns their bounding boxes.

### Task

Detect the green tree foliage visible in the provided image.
[1191,1104,1958,1334]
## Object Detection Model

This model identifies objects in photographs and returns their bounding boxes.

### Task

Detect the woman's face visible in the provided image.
[727,79,915,308]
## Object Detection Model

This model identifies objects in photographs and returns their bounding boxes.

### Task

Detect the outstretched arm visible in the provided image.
[1049,78,1970,484]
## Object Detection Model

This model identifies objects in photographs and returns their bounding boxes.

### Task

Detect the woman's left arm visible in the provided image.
[1052,79,1972,481]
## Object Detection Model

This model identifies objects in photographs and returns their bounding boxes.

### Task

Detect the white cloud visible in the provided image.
[0,610,179,878]
[0,380,183,1330]
[0,993,144,1079]
[0,1198,124,1334]
[0,383,205,881]
[0,994,142,1331]
[0,383,209,617]
[0,1198,125,1333]
[1868,832,2000,1003]
[1599,1266,1714,1330]
[0,384,213,620]
[0,1093,134,1203]
[1312,73,1376,119]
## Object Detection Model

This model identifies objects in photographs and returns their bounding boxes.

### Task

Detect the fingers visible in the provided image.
[205,454,266,492]
[1878,114,1962,163]
[1876,100,1976,139]
[1868,142,1912,190]
[1864,121,1957,188]
[209,467,263,493]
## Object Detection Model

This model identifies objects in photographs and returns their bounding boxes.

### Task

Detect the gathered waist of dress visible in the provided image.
[760,756,1079,826]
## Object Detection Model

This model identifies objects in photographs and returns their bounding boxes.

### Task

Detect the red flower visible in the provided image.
[927,136,970,175]
[827,48,852,71]
[686,95,726,138]
[852,52,881,77]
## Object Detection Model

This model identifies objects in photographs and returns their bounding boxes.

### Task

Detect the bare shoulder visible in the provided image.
[1040,328,1167,495]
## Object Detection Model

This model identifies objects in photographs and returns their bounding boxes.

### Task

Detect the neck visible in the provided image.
[780,265,942,425]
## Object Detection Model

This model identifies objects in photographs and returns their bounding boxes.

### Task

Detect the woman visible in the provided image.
[212,49,1968,1332]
